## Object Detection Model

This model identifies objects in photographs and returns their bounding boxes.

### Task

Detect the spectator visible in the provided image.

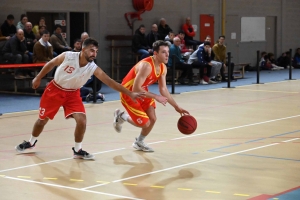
[81,32,89,43]
[50,24,72,54]
[259,51,267,67]
[2,29,29,78]
[146,24,159,48]
[268,53,284,70]
[293,48,300,68]
[164,31,175,45]
[32,17,46,36]
[23,22,37,53]
[1,14,16,38]
[158,18,172,40]
[277,51,291,69]
[261,54,283,70]
[73,39,82,52]
[182,17,202,50]
[212,35,235,81]
[33,30,53,63]
[16,14,28,30]
[35,25,47,40]
[132,24,152,60]
[0,29,8,41]
[167,37,196,85]
[177,30,193,54]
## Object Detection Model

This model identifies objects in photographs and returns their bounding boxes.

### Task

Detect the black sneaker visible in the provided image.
[72,147,95,160]
[15,140,37,153]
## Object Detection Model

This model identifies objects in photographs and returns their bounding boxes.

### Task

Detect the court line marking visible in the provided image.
[4,176,143,200]
[172,115,300,140]
[178,188,192,191]
[106,143,278,184]
[205,190,220,194]
[0,148,125,173]
[234,88,299,94]
[282,138,300,143]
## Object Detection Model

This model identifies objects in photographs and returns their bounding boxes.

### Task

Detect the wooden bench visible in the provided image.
[0,63,46,95]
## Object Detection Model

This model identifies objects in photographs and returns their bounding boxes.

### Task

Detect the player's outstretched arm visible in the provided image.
[158,66,189,115]
[93,67,144,101]
[32,53,65,89]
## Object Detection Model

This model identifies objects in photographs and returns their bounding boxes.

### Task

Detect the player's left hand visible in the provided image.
[175,107,190,116]
[129,91,146,102]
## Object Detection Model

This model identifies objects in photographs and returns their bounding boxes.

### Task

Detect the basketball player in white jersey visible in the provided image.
[15,38,144,159]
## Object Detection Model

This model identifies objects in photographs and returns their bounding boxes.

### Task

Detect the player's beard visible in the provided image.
[84,53,95,63]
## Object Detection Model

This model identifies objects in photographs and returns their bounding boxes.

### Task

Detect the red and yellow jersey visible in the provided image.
[121,56,165,91]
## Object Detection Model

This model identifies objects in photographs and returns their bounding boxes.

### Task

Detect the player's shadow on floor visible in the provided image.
[113,151,201,200]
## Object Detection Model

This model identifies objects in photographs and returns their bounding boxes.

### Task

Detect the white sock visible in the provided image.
[29,135,38,145]
[120,112,129,121]
[74,142,82,152]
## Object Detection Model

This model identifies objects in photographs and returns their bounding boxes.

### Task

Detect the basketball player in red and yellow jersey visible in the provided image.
[113,40,190,152]
[15,38,144,159]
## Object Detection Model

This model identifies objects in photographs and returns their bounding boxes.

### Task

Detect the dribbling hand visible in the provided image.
[175,107,190,116]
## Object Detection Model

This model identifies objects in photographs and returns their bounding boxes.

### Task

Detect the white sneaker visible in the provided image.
[208,79,217,84]
[113,109,125,133]
[132,138,154,152]
[200,79,208,85]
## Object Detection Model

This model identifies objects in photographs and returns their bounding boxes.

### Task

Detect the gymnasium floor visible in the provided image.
[0,78,299,200]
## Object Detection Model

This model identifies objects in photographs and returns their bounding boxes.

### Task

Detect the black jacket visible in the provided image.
[0,20,16,37]
[158,24,172,40]
[2,35,27,55]
[146,31,159,48]
[132,29,150,52]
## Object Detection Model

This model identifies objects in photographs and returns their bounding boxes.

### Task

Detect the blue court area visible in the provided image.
[267,187,300,200]
[0,69,300,114]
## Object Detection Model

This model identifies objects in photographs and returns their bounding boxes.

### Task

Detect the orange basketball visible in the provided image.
[177,115,197,134]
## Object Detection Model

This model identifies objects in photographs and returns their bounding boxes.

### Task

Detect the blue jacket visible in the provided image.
[197,46,211,65]
[168,44,183,66]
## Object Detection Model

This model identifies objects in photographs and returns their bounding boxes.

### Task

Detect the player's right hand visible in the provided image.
[155,95,168,106]
[32,77,41,89]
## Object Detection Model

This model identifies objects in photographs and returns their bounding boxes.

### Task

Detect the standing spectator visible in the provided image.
[212,35,235,81]
[50,24,72,55]
[16,14,28,30]
[81,32,89,43]
[146,24,159,48]
[132,25,152,60]
[158,18,172,40]
[33,30,53,63]
[182,17,202,50]
[167,37,196,85]
[2,29,29,78]
[73,39,82,52]
[1,14,16,38]
[293,48,300,68]
[32,17,46,36]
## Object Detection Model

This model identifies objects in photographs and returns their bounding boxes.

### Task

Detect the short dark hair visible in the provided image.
[204,41,211,46]
[168,31,174,35]
[152,40,169,52]
[7,14,14,20]
[178,30,185,35]
[261,51,267,56]
[82,37,98,48]
[219,35,225,39]
[54,24,62,30]
[39,25,46,30]
[139,24,145,29]
[20,14,27,21]
[74,38,81,44]
[41,30,49,36]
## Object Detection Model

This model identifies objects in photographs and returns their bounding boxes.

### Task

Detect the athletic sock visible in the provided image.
[29,135,38,146]
[137,134,146,142]
[74,142,82,152]
[120,112,129,121]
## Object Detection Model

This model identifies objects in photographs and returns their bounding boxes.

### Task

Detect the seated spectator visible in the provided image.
[164,31,175,45]
[0,30,8,41]
[1,14,16,39]
[132,24,152,60]
[80,76,104,102]
[182,17,202,50]
[212,35,235,81]
[2,29,29,78]
[81,32,89,43]
[50,24,72,54]
[32,17,46,36]
[16,14,28,30]
[146,24,159,48]
[167,37,196,85]
[189,35,222,83]
[24,22,37,53]
[268,53,284,70]
[261,55,284,70]
[72,39,82,52]
[158,18,172,40]
[293,48,300,68]
[177,30,193,54]
[259,51,267,67]
[35,25,47,40]
[33,30,53,63]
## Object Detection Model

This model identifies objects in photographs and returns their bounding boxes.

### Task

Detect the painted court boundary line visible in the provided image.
[172,114,300,140]
[3,176,142,200]
[0,148,125,173]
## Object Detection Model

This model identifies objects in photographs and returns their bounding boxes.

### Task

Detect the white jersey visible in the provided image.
[54,52,98,89]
